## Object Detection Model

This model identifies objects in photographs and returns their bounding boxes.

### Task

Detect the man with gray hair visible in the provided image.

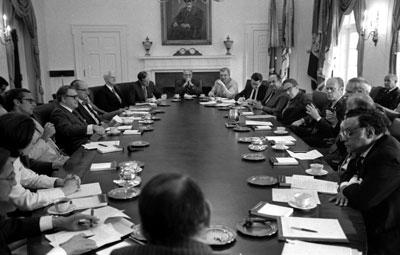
[94,71,125,112]
[372,74,400,110]
[175,70,202,97]
[208,67,238,99]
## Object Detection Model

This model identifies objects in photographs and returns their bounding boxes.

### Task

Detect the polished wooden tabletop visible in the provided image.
[28,99,366,255]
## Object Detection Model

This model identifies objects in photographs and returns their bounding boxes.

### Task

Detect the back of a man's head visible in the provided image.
[346,77,371,95]
[139,173,209,245]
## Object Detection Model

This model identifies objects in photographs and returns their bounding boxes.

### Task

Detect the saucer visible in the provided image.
[273,130,289,135]
[107,187,141,200]
[139,125,154,132]
[248,144,268,152]
[113,176,142,187]
[171,98,181,102]
[151,116,161,121]
[139,120,154,125]
[242,153,266,161]
[47,203,76,215]
[236,218,278,237]
[288,200,317,210]
[198,225,236,245]
[271,144,289,150]
[305,168,328,176]
[247,175,278,186]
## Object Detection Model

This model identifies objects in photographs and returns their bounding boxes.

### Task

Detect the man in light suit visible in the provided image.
[94,71,125,112]
[51,86,105,155]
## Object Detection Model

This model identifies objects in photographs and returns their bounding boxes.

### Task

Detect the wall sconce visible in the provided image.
[1,14,11,44]
[361,10,379,46]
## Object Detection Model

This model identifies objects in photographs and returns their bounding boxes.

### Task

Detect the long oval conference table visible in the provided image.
[28,99,366,254]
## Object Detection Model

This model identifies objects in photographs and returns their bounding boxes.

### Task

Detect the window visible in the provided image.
[332,12,359,83]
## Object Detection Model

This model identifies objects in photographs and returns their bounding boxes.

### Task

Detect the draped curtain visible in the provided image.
[2,0,43,102]
[280,0,294,81]
[389,0,400,74]
[268,0,280,74]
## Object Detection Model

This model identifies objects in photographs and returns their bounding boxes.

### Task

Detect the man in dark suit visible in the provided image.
[0,147,98,255]
[331,109,400,254]
[279,78,312,125]
[112,173,213,255]
[129,71,161,104]
[51,86,105,155]
[235,72,268,103]
[175,70,202,97]
[372,74,400,110]
[291,77,346,147]
[94,71,125,112]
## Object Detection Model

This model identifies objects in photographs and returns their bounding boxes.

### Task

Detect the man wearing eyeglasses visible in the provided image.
[51,86,105,155]
[331,109,400,255]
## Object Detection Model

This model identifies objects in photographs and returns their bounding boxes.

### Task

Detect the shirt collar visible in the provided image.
[60,103,73,113]
[106,84,114,91]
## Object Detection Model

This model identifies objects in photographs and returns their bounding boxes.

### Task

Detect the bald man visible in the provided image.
[93,71,126,112]
[373,74,400,110]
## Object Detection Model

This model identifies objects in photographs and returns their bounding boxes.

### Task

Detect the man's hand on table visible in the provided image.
[60,233,97,255]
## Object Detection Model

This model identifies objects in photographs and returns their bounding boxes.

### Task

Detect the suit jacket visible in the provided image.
[76,102,102,125]
[261,87,290,116]
[234,80,268,101]
[175,79,202,96]
[0,215,41,255]
[94,85,125,112]
[342,135,400,254]
[314,96,346,138]
[279,91,311,125]
[111,240,215,255]
[50,104,90,155]
[129,81,161,104]
[374,87,400,110]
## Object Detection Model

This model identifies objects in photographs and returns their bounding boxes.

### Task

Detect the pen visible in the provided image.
[90,208,94,227]
[98,143,108,147]
[290,227,317,233]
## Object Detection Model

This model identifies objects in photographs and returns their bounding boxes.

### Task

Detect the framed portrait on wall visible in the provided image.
[161,0,212,45]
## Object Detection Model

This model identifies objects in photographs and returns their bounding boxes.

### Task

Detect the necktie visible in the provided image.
[263,90,275,105]
[142,85,148,100]
[83,102,101,124]
[112,88,122,103]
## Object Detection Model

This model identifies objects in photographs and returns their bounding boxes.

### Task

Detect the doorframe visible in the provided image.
[72,25,128,82]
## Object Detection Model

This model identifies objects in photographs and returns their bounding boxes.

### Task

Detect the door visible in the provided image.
[73,25,128,86]
[244,23,269,81]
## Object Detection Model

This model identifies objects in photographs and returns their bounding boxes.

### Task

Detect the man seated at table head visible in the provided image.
[112,173,212,255]
[93,71,125,112]
[331,109,400,254]
[51,85,105,155]
[0,113,81,213]
[254,73,290,116]
[131,71,161,104]
[235,72,268,105]
[278,78,311,125]
[290,77,346,147]
[175,70,202,97]
[0,147,98,255]
[208,67,238,99]
[3,88,68,173]
[372,74,400,110]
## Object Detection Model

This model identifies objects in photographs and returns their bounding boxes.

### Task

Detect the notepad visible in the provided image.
[245,120,273,126]
[265,136,296,145]
[287,150,323,160]
[291,178,338,194]
[250,202,293,219]
[281,240,361,255]
[278,217,348,243]
[254,125,272,131]
[272,188,321,204]
[271,157,299,166]
[71,194,107,210]
[67,183,102,199]
[90,162,116,171]
[83,141,120,150]
[97,146,123,154]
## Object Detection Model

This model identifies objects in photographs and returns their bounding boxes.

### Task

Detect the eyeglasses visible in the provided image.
[340,126,364,139]
[65,95,78,99]
[76,88,88,92]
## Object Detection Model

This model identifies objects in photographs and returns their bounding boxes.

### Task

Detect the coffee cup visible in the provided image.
[54,198,72,213]
[310,163,324,174]
[293,192,313,208]
[173,94,180,99]
[161,94,167,100]
[200,93,205,98]
[276,126,286,132]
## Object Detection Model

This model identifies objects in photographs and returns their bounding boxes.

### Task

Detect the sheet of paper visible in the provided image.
[291,178,338,194]
[90,163,112,171]
[89,223,122,247]
[123,130,141,135]
[128,105,152,110]
[240,111,254,116]
[96,240,132,255]
[287,150,323,160]
[71,195,107,210]
[82,206,130,223]
[272,188,321,204]
[68,183,102,199]
[97,146,123,154]
[245,114,276,119]
[266,136,296,145]
[280,217,347,241]
[257,203,293,217]
[275,157,298,165]
[286,175,314,184]
[281,240,358,255]
[199,101,217,105]
[220,99,236,103]
[46,229,92,247]
[83,141,120,150]
[245,120,273,126]
[255,126,272,131]
[116,125,133,131]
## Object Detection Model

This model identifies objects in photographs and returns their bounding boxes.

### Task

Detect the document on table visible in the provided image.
[216,103,235,107]
[45,229,92,247]
[90,223,122,247]
[116,125,133,131]
[287,150,323,160]
[245,120,273,126]
[96,240,132,255]
[123,130,141,135]
[245,114,276,119]
[278,217,348,243]
[281,240,360,255]
[67,183,102,199]
[83,141,120,150]
[199,101,217,105]
[272,188,321,204]
[82,206,130,223]
[220,99,236,103]
[285,175,314,184]
[240,111,254,116]
[254,126,272,131]
[90,162,116,171]
[291,178,338,194]
[71,194,107,210]
[272,157,299,166]
[251,202,293,219]
[97,146,123,154]
[265,136,296,145]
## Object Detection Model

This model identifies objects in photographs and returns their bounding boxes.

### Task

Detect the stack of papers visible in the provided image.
[245,114,276,119]
[278,217,348,243]
[97,146,123,154]
[271,157,299,166]
[82,206,130,223]
[291,178,338,194]
[82,141,120,150]
[251,202,293,219]
[281,240,361,255]
[71,194,107,210]
[128,106,152,111]
[245,120,273,126]
[287,150,323,160]
[254,126,272,131]
[272,188,321,204]
[67,183,102,199]
[265,136,296,145]
[199,101,217,106]
[285,175,314,184]
[116,125,133,131]
[123,130,141,135]
[90,162,116,171]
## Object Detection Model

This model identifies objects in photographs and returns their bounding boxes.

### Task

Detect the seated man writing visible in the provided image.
[235,72,268,105]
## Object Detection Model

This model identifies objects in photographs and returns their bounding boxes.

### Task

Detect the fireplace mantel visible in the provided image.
[138,55,233,80]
